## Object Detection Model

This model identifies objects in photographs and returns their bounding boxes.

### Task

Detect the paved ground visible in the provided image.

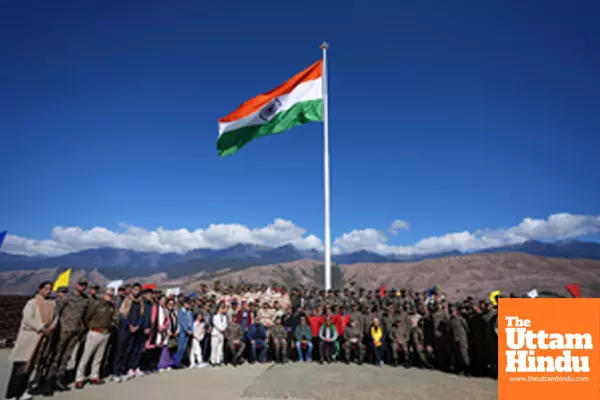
[0,350,498,400]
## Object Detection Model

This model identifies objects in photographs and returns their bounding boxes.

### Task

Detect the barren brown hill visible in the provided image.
[177,253,600,300]
[340,253,600,299]
[1,253,599,300]
[0,268,113,295]
[0,268,168,295]
[177,260,325,293]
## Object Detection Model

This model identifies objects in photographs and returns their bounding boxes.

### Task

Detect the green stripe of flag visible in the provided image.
[217,99,323,157]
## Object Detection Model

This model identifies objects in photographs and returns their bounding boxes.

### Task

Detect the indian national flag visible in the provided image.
[218,59,324,157]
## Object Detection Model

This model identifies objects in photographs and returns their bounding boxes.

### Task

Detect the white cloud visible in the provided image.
[3,213,600,258]
[333,229,390,254]
[333,213,600,256]
[388,219,410,235]
[3,218,324,256]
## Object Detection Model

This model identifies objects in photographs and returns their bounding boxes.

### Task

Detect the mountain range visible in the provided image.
[1,239,600,280]
[2,252,599,298]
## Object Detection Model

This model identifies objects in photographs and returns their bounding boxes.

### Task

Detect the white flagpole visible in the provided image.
[320,41,331,291]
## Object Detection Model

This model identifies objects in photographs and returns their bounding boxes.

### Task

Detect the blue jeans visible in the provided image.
[251,339,268,362]
[176,334,189,367]
[295,341,313,361]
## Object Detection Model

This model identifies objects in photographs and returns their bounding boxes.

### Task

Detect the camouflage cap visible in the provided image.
[77,277,88,285]
[57,286,68,293]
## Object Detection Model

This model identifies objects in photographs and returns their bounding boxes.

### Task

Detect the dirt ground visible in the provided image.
[0,350,498,400]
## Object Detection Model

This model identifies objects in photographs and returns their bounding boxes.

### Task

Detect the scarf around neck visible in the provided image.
[35,294,54,326]
[119,295,144,318]
[371,325,383,347]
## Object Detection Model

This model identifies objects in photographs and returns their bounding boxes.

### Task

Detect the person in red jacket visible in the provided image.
[236,301,253,332]
[307,307,325,361]
[334,306,350,336]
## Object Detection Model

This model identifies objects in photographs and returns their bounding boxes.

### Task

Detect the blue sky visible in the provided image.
[1,0,599,256]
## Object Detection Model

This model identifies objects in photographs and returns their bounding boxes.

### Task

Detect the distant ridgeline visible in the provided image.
[1,240,600,278]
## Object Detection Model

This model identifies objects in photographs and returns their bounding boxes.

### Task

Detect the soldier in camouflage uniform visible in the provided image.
[466,304,486,376]
[56,286,68,301]
[315,290,326,309]
[357,289,368,310]
[341,289,351,309]
[380,307,394,334]
[411,317,433,369]
[449,305,470,375]
[429,301,451,371]
[390,319,410,367]
[270,317,288,363]
[43,278,89,395]
[401,302,413,328]
[332,290,343,308]
[364,292,375,310]
[342,319,364,364]
[482,302,498,377]
[360,306,372,338]
[392,289,402,310]
[257,302,276,338]
[349,304,363,338]
[381,292,394,309]
[224,318,246,365]
[306,291,317,312]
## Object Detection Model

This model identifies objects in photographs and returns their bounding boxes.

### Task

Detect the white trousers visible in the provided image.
[189,338,203,365]
[75,330,110,382]
[210,334,224,365]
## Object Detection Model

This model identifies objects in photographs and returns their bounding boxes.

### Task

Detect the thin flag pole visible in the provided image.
[320,41,331,290]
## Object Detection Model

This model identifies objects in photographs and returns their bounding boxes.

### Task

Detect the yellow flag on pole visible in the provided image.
[53,269,71,291]
[489,290,501,306]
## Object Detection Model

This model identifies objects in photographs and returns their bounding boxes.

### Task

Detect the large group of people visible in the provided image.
[5,278,500,400]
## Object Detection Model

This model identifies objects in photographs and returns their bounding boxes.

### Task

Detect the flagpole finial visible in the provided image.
[320,42,329,50]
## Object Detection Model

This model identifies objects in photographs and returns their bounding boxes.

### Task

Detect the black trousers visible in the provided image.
[320,341,336,361]
[371,343,385,364]
[140,347,161,371]
[201,335,211,362]
[112,329,143,376]
[311,337,320,361]
[5,362,30,399]
[101,329,118,378]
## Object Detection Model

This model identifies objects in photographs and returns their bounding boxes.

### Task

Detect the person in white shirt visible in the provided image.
[210,304,228,366]
[190,313,207,368]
